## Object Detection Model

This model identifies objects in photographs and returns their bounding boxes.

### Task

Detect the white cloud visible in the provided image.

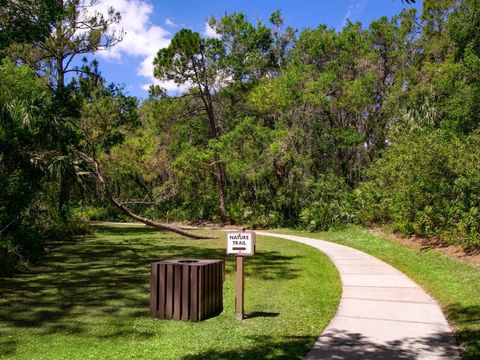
[203,22,221,39]
[165,18,178,27]
[137,54,156,79]
[88,0,187,94]
[91,0,170,59]
[140,80,186,94]
[341,0,368,28]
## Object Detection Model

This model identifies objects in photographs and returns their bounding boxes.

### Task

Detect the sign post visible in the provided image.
[227,230,256,320]
[235,256,244,320]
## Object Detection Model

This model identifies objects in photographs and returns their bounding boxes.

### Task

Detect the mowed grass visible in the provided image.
[277,226,480,360]
[0,225,341,360]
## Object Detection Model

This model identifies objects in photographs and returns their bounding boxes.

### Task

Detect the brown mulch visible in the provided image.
[372,228,480,267]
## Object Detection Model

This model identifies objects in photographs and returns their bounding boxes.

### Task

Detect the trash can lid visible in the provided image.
[151,259,223,266]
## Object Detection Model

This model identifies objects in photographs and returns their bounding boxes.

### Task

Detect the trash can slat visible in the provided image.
[150,263,158,316]
[173,265,182,320]
[165,265,173,318]
[158,264,166,318]
[181,265,190,320]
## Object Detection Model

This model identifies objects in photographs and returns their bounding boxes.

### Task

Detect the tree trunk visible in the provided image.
[205,97,228,224]
[55,18,69,220]
[214,156,228,223]
[109,196,213,239]
[58,175,70,221]
[80,152,214,240]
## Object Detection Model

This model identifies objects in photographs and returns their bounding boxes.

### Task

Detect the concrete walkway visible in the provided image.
[256,232,460,360]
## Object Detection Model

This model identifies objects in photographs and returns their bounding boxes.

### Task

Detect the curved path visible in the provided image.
[256,232,460,360]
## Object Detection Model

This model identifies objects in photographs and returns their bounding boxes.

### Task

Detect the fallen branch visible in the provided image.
[121,200,160,206]
[0,217,18,237]
[79,152,215,240]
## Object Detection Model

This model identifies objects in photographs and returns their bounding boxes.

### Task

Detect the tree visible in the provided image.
[154,29,229,223]
[8,0,123,219]
[79,151,213,239]
[207,11,278,81]
[0,0,61,54]
[152,13,297,224]
[449,0,480,60]
[0,59,56,273]
[72,61,211,239]
[11,0,122,91]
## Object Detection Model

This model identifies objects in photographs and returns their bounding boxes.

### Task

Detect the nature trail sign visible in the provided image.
[226,231,256,256]
[226,230,256,320]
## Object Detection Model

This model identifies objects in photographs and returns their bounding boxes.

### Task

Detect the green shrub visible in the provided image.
[0,221,45,276]
[357,129,480,248]
[299,174,356,231]
[73,206,112,221]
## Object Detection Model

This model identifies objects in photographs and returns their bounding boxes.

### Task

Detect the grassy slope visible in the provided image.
[276,226,480,360]
[0,225,341,360]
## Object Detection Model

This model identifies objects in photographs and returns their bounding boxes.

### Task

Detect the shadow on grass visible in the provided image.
[245,311,279,319]
[0,334,17,357]
[182,330,459,360]
[93,225,302,280]
[182,335,312,360]
[89,224,163,237]
[446,304,480,360]
[0,226,301,343]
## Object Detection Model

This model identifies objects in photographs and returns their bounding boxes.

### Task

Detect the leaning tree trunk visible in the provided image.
[80,152,215,240]
[109,197,213,239]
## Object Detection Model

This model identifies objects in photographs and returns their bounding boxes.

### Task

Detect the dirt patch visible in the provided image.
[372,228,480,267]
[185,221,258,231]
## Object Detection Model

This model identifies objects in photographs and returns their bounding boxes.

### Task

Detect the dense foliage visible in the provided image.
[0,0,127,274]
[358,129,480,246]
[79,0,480,248]
[0,61,50,273]
[2,0,480,273]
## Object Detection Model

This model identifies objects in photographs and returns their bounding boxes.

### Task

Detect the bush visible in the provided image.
[299,174,356,231]
[0,220,45,276]
[73,206,114,221]
[357,129,480,248]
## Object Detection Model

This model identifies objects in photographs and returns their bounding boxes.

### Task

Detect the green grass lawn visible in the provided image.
[276,226,480,360]
[0,225,341,360]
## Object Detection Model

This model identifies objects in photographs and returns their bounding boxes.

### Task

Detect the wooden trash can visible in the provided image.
[150,259,224,321]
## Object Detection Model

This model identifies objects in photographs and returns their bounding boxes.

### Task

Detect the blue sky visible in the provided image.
[89,0,422,99]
